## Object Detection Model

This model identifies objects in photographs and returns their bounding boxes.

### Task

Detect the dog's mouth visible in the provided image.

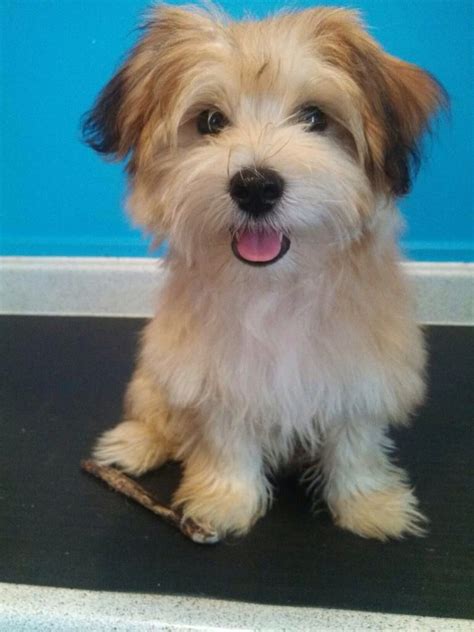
[231,228,291,266]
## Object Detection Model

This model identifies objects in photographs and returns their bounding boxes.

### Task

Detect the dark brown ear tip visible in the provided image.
[81,111,120,156]
[386,160,412,197]
[393,181,411,197]
[81,69,126,156]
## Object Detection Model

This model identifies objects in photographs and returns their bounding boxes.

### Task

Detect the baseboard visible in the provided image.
[1,257,472,325]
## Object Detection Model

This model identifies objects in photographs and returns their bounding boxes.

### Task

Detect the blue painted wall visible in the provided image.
[1,0,472,261]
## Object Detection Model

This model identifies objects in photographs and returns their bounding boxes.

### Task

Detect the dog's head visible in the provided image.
[83,6,445,268]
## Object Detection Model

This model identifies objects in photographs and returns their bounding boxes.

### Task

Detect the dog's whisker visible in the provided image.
[226,146,233,179]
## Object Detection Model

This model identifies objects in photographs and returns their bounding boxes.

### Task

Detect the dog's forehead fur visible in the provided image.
[159,9,364,123]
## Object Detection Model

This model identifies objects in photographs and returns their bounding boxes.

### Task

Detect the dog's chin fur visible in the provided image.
[85,5,446,541]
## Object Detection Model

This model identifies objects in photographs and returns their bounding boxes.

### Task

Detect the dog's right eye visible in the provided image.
[197,110,229,135]
[296,105,328,133]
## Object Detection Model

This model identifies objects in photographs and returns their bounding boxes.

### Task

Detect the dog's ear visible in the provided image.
[82,6,221,168]
[311,9,447,196]
[360,52,448,196]
[81,31,160,165]
[82,66,129,158]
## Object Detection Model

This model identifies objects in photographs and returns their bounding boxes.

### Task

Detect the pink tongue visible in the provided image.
[235,228,282,262]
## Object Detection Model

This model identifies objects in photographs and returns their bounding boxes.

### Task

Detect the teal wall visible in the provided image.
[1,0,472,261]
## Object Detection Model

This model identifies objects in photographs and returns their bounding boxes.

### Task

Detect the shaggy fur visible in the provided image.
[83,5,445,540]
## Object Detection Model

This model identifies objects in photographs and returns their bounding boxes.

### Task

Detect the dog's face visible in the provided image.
[84,6,444,268]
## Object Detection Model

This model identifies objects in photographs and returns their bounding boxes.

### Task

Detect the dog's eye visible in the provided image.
[296,105,328,132]
[197,110,229,135]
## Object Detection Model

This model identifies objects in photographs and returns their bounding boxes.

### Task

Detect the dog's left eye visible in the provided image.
[296,105,328,132]
[197,110,229,135]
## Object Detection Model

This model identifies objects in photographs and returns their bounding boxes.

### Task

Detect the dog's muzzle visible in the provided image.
[229,167,290,265]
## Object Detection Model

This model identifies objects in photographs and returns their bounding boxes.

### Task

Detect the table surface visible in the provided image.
[1,316,472,619]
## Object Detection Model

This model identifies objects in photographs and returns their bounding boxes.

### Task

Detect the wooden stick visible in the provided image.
[80,459,219,544]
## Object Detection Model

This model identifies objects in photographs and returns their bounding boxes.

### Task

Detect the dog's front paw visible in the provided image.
[329,486,428,541]
[173,477,268,540]
[93,420,169,476]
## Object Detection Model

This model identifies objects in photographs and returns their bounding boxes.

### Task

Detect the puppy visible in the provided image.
[83,5,445,541]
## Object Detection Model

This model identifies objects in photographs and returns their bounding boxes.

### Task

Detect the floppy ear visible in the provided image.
[82,67,128,157]
[81,35,162,165]
[311,9,448,196]
[360,52,448,196]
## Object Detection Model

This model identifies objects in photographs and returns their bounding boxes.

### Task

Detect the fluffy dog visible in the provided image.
[83,5,445,541]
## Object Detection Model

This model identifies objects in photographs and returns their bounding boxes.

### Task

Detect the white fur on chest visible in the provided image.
[142,267,414,440]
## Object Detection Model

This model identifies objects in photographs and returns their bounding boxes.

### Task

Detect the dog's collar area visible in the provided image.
[231,231,291,266]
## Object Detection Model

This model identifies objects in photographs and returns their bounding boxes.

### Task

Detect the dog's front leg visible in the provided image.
[318,420,427,540]
[173,417,271,539]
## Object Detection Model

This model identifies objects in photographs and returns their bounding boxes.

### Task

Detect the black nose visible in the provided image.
[229,168,284,217]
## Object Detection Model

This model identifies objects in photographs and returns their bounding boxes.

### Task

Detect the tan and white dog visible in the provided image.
[83,5,445,541]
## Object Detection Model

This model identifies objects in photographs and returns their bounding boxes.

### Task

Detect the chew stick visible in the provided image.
[80,459,219,544]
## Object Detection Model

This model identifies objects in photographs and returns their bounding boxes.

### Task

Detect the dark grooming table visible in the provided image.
[1,316,473,619]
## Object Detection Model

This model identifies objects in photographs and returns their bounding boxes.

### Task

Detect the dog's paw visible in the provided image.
[329,486,428,541]
[173,478,268,539]
[93,420,168,476]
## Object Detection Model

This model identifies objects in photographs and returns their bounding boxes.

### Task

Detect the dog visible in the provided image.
[83,4,445,542]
